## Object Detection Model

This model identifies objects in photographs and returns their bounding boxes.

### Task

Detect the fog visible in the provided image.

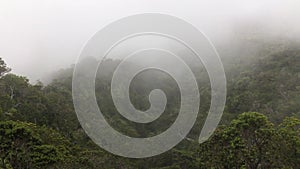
[0,0,299,83]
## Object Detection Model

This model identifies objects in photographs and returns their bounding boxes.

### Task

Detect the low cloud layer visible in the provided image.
[0,0,299,82]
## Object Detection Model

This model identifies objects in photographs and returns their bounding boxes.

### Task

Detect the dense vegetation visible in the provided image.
[0,38,299,168]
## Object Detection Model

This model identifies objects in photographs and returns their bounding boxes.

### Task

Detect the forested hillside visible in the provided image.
[0,38,299,168]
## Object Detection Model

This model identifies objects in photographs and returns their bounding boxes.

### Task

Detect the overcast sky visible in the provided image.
[0,0,299,82]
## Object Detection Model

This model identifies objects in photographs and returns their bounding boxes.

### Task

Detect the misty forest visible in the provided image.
[0,22,299,169]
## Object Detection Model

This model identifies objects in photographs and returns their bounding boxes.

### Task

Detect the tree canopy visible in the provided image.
[0,38,299,169]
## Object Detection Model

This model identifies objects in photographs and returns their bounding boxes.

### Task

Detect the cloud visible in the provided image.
[0,0,299,82]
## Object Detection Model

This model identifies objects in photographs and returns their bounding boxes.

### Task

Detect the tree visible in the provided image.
[274,117,300,168]
[198,112,300,169]
[199,112,276,169]
[0,121,70,169]
[0,58,11,78]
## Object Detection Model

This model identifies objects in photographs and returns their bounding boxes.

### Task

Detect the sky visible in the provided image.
[0,0,299,82]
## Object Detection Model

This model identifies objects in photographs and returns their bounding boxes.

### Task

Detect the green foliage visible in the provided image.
[31,145,66,166]
[226,48,300,122]
[0,41,299,168]
[275,117,300,168]
[0,121,69,168]
[198,112,300,169]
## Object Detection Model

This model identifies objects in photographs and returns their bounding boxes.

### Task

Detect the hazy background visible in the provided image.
[0,0,299,82]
